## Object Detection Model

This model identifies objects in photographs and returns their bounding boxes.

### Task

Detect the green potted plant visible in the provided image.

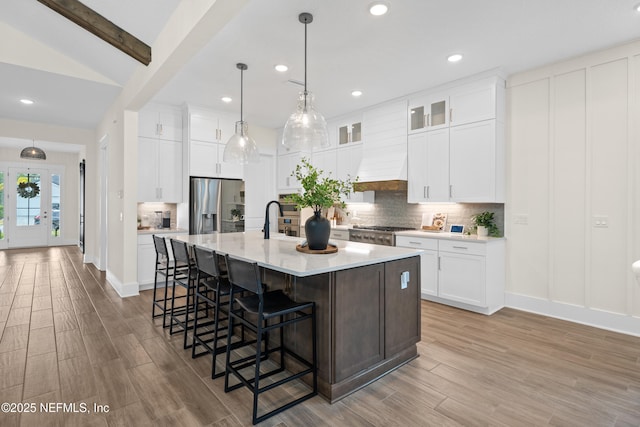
[286,158,356,250]
[471,211,499,237]
[230,208,242,221]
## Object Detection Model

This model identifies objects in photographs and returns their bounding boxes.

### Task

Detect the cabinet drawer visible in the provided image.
[395,236,438,250]
[330,230,349,241]
[438,240,486,256]
[138,234,154,245]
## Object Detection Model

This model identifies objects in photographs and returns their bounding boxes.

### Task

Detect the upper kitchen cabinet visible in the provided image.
[407,76,503,134]
[139,104,183,141]
[137,104,183,203]
[408,91,448,133]
[311,149,337,177]
[336,115,363,146]
[407,128,450,203]
[277,151,305,191]
[187,107,243,179]
[138,138,183,202]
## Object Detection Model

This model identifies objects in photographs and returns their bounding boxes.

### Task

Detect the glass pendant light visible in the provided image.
[281,12,329,151]
[20,139,46,160]
[223,63,260,164]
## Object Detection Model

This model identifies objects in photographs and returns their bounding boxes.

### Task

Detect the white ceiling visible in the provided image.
[2,0,640,138]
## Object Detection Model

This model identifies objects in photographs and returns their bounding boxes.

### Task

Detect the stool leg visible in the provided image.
[162,269,170,328]
[211,287,222,379]
[152,265,159,318]
[252,318,264,425]
[169,279,178,335]
[224,291,236,392]
[191,291,200,359]
[183,277,192,349]
[279,314,285,369]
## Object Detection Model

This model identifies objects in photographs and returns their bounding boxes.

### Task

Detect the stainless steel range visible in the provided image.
[349,226,415,246]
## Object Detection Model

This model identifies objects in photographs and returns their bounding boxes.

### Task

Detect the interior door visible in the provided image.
[8,167,50,248]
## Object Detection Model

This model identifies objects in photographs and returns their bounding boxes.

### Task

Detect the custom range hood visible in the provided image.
[353,141,407,192]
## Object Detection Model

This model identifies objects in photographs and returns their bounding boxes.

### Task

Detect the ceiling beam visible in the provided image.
[37,0,151,65]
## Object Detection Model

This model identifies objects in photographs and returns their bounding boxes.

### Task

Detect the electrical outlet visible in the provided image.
[593,216,608,228]
[514,214,528,225]
[401,271,410,289]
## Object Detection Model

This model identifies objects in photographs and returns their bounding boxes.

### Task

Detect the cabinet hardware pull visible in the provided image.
[452,246,468,250]
[423,114,427,127]
[438,256,441,270]
[449,185,453,198]
[427,186,430,199]
[426,113,430,127]
[450,108,453,122]
[423,186,426,198]
[409,241,422,245]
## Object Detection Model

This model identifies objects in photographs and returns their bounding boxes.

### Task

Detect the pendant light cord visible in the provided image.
[240,67,244,122]
[304,17,308,109]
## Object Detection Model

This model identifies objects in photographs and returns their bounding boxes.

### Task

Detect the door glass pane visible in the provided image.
[431,100,446,126]
[410,106,425,130]
[52,173,60,237]
[352,123,362,142]
[0,172,4,240]
[16,173,41,226]
[338,125,349,144]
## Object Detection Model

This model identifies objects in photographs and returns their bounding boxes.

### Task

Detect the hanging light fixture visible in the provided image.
[223,63,260,164]
[20,139,46,160]
[281,12,329,151]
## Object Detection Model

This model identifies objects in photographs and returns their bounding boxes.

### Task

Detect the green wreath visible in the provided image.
[17,181,40,199]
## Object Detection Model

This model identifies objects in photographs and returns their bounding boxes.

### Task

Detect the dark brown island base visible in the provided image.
[174,231,422,402]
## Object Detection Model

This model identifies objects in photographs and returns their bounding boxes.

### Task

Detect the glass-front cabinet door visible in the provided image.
[408,92,449,133]
[337,116,362,145]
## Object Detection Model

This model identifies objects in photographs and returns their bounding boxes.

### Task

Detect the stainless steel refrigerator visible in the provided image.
[189,177,245,234]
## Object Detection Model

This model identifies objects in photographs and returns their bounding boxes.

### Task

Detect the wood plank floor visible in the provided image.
[0,246,639,426]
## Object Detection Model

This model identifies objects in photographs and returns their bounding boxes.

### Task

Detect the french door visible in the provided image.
[6,167,55,248]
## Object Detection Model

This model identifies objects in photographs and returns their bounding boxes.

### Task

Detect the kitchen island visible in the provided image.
[174,231,422,402]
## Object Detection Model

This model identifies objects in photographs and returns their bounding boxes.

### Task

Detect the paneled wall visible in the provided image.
[507,41,640,334]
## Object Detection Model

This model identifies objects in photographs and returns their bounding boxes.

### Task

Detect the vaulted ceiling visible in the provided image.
[2,0,640,135]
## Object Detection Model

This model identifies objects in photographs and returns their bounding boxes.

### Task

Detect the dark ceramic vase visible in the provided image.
[305,210,331,250]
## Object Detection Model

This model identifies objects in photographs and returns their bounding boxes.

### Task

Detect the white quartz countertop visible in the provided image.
[173,230,421,277]
[138,228,187,235]
[395,230,505,243]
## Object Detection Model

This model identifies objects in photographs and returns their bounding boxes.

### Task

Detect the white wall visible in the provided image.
[506,40,640,335]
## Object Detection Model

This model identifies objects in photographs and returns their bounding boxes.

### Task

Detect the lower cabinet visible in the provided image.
[329,228,349,241]
[137,232,181,289]
[395,235,505,314]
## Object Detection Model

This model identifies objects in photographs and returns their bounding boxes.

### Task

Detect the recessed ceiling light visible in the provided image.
[351,90,363,97]
[447,54,463,63]
[20,99,34,105]
[369,2,389,16]
[635,4,640,12]
[274,64,288,72]
[221,96,232,103]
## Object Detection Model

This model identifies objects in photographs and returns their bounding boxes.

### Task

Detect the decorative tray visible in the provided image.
[296,244,338,254]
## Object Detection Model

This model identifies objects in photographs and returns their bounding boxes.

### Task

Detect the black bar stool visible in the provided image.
[223,254,317,425]
[191,246,233,378]
[151,235,173,328]
[168,239,206,349]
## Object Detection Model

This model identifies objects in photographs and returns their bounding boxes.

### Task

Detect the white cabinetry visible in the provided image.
[311,149,337,177]
[139,105,183,141]
[188,108,243,179]
[337,116,362,145]
[329,228,349,241]
[395,234,505,314]
[407,128,449,203]
[137,232,183,289]
[138,105,183,203]
[406,75,505,203]
[277,152,305,191]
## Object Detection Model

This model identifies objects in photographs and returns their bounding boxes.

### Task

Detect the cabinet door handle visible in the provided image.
[438,256,441,270]
[426,113,430,127]
[449,185,453,198]
[450,108,453,122]
[408,241,423,246]
[427,186,430,199]
[452,246,468,250]
[423,186,426,198]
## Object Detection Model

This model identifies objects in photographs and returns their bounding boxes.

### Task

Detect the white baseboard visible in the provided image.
[422,294,502,315]
[106,269,139,298]
[505,292,640,337]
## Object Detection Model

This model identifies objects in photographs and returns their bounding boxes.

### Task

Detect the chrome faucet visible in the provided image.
[263,200,283,239]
